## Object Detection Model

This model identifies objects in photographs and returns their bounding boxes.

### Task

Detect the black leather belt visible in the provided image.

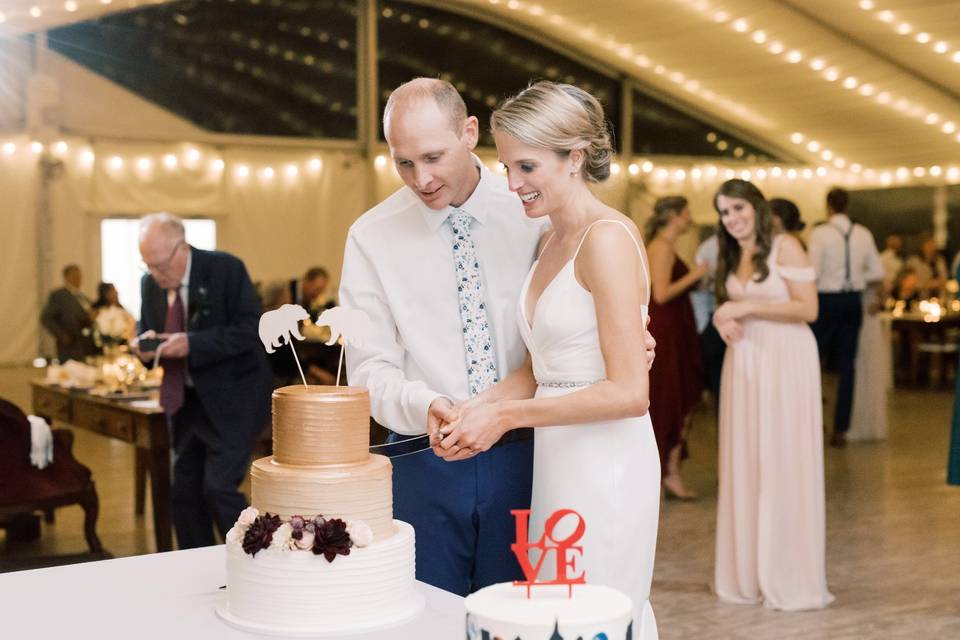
[379,427,533,457]
[494,427,533,447]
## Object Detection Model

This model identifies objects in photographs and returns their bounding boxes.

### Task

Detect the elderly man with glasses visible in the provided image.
[133,213,272,549]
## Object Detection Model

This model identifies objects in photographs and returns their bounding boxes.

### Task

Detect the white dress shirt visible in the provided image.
[807,214,884,293]
[691,235,719,333]
[340,162,546,435]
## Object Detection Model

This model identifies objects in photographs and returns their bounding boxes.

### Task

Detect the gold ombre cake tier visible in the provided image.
[271,385,370,466]
[250,454,396,541]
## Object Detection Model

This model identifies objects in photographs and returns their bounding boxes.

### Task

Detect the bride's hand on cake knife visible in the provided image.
[437,402,506,462]
[432,396,489,457]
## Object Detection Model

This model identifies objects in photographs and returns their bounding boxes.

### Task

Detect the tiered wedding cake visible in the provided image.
[217,385,423,635]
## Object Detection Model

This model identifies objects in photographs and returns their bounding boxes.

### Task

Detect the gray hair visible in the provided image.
[139,212,185,242]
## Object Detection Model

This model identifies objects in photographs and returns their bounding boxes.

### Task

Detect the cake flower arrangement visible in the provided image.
[227,507,374,562]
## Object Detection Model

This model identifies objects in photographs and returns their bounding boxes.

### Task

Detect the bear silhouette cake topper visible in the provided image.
[258,304,374,387]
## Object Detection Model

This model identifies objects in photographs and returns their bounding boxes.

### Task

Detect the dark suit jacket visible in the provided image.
[40,287,95,362]
[139,247,272,444]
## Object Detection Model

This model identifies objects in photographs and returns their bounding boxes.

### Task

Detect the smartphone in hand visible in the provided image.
[138,337,164,352]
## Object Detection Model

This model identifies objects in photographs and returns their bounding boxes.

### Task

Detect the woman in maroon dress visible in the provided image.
[646,196,706,499]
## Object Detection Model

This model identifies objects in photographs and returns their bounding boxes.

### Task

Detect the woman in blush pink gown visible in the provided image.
[711,179,834,611]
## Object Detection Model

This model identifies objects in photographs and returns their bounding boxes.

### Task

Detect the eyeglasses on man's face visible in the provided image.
[140,240,184,275]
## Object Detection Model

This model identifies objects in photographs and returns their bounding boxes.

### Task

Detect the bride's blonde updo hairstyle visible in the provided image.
[491,81,614,183]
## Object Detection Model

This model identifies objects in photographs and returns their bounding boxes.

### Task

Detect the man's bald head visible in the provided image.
[383,78,467,140]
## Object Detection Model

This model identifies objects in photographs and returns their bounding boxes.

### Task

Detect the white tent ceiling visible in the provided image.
[4,0,960,171]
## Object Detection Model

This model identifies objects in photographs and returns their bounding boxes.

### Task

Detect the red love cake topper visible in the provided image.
[510,508,586,598]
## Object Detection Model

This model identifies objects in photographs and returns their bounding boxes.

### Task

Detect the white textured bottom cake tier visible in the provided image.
[465,582,634,640]
[221,520,422,635]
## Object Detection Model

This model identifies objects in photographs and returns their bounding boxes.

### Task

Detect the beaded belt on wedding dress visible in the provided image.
[537,379,603,388]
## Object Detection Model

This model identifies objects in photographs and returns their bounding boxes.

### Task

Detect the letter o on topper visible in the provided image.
[542,509,585,547]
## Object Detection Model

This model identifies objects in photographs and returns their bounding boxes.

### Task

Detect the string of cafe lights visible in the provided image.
[0,137,325,184]
[677,0,960,150]
[858,1,960,65]
[3,135,960,189]
[485,0,773,129]
[0,0,162,25]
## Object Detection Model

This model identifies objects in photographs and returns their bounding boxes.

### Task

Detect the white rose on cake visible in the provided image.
[269,523,293,552]
[346,520,373,548]
[237,506,259,527]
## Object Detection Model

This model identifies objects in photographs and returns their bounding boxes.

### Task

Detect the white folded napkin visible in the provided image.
[27,415,54,469]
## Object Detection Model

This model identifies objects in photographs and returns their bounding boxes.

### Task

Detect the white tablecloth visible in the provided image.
[0,546,465,639]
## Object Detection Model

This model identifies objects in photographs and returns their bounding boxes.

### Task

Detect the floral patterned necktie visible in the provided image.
[448,209,499,396]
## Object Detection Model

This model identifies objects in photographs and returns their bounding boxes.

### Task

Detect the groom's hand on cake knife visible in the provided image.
[427,397,457,449]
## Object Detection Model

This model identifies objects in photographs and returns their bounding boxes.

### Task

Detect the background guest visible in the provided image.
[290,266,336,314]
[893,267,922,304]
[91,282,136,342]
[711,179,832,611]
[880,234,904,295]
[133,213,271,550]
[769,197,807,247]
[40,264,96,363]
[807,187,884,447]
[645,195,706,500]
[694,229,725,403]
[848,279,890,442]
[906,235,948,299]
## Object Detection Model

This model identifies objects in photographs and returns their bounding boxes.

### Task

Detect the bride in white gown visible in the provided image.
[435,82,661,639]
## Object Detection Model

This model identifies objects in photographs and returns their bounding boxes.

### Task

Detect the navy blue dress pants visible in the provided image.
[386,432,533,596]
[812,291,863,435]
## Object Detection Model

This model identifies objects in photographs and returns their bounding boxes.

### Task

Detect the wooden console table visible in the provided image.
[31,381,173,552]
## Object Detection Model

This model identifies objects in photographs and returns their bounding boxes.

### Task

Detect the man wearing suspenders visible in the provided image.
[808,188,884,447]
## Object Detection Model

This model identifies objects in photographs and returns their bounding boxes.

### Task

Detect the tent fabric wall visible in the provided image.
[0,37,29,133]
[0,136,40,364]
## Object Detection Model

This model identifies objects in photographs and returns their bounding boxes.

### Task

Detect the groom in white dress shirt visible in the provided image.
[340,79,544,596]
[341,78,653,596]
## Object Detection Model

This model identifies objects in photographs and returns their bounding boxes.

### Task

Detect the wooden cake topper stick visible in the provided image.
[314,307,375,387]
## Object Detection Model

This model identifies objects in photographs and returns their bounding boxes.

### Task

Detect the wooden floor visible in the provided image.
[2,365,959,637]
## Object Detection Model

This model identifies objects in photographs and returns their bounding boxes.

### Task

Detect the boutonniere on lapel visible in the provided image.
[189,285,210,330]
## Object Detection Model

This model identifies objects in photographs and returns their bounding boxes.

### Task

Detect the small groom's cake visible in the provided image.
[464,508,635,639]
[466,583,633,639]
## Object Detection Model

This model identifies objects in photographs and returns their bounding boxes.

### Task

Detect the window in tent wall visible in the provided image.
[100,217,216,322]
